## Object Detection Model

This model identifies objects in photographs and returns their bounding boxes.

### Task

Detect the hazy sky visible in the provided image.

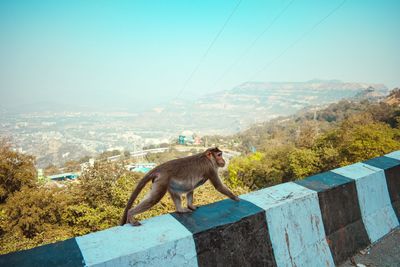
[0,0,399,111]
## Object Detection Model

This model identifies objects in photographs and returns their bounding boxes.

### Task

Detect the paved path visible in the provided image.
[340,228,400,267]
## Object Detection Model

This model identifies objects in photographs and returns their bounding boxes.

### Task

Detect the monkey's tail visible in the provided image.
[120,172,156,226]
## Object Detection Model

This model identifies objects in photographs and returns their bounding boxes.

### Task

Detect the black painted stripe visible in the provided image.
[294,171,353,192]
[172,198,262,234]
[326,219,370,264]
[295,171,369,265]
[364,156,400,221]
[0,238,84,267]
[364,156,400,170]
[172,199,277,267]
[384,167,400,221]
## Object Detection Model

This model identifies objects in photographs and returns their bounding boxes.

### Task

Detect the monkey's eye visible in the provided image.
[217,152,222,157]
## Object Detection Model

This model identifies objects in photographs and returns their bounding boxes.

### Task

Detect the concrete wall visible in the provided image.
[1,151,399,267]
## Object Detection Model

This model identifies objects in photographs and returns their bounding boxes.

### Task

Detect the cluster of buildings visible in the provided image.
[0,111,174,168]
[177,130,202,145]
[125,163,157,173]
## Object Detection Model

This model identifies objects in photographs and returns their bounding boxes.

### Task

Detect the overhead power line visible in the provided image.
[176,0,242,98]
[249,0,347,81]
[211,0,296,90]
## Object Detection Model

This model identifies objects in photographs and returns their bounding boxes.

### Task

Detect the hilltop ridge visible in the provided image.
[135,80,388,134]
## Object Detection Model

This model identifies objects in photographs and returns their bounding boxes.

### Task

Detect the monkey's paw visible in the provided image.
[177,208,193,213]
[232,196,240,201]
[129,220,142,226]
[188,205,198,211]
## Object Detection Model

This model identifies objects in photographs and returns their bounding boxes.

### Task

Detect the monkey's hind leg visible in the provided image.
[186,191,198,211]
[126,179,167,226]
[169,190,192,213]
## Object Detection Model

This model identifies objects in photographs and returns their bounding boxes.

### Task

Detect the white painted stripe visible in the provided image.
[385,150,400,161]
[332,163,399,243]
[76,214,198,267]
[241,182,335,267]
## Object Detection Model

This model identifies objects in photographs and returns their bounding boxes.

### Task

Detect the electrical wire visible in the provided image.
[249,0,347,81]
[175,0,242,99]
[211,0,296,90]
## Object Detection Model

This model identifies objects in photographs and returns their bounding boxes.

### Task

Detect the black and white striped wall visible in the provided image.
[1,151,399,267]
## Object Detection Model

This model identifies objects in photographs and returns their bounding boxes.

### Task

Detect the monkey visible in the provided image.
[120,147,239,226]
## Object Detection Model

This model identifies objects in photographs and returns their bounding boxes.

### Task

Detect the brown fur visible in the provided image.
[120,147,239,226]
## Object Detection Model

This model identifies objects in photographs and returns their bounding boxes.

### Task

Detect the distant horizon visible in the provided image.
[0,78,392,114]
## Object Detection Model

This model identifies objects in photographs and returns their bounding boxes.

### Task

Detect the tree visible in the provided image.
[2,186,71,238]
[76,161,139,207]
[0,139,37,203]
[0,185,74,254]
[225,147,289,190]
[288,149,320,179]
[338,121,400,164]
[295,121,319,149]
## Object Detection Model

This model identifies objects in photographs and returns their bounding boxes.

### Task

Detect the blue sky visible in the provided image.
[0,0,399,111]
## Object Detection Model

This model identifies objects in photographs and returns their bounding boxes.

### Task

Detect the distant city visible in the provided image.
[0,111,176,168]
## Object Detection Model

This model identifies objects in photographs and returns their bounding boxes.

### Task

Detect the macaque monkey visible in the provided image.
[120,147,239,226]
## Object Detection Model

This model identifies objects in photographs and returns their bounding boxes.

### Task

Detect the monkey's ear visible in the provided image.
[206,151,213,159]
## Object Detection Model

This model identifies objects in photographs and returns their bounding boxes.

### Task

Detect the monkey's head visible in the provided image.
[205,147,225,168]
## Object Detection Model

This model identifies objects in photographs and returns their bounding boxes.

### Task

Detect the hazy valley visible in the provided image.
[0,80,389,168]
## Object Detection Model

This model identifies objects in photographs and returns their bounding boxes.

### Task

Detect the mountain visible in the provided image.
[352,86,387,101]
[385,88,400,106]
[133,80,388,134]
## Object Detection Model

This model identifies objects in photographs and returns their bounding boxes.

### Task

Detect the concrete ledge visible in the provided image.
[364,156,400,221]
[0,238,84,267]
[171,199,276,266]
[331,163,398,243]
[295,171,370,264]
[241,182,335,267]
[76,214,197,267]
[1,151,400,267]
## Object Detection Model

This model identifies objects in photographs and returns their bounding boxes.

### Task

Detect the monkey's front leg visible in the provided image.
[169,190,192,213]
[186,191,198,211]
[209,173,240,202]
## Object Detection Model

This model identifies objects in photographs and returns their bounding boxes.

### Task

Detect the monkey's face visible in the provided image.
[206,147,226,167]
[213,151,226,167]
